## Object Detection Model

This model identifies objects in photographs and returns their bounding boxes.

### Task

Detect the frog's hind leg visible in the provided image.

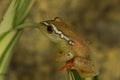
[73,57,98,77]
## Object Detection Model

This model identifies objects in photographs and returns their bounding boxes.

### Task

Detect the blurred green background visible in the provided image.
[0,0,120,80]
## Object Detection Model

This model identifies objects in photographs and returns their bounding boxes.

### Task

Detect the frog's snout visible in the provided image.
[40,21,49,26]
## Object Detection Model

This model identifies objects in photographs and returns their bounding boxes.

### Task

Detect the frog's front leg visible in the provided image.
[55,42,74,62]
[55,48,74,62]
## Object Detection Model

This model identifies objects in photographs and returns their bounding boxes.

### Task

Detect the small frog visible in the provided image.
[39,17,98,77]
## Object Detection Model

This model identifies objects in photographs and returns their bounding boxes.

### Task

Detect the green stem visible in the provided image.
[68,70,84,80]
[6,22,43,33]
[15,23,39,29]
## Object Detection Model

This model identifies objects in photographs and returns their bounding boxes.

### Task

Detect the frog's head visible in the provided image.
[39,17,74,45]
[39,17,61,42]
[39,17,75,62]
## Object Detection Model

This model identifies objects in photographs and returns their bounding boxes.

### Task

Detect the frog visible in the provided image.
[39,17,98,77]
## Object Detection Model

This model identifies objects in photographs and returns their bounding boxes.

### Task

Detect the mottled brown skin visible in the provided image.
[39,17,98,77]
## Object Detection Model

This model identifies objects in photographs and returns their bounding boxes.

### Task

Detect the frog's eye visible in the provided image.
[47,25,53,34]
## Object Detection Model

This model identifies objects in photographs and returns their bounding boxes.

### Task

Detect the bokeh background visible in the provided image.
[0,0,120,80]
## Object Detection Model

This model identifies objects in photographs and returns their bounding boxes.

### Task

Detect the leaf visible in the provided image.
[0,0,35,78]
[68,70,84,80]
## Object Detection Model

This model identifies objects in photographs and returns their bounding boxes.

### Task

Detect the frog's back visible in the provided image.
[48,17,85,44]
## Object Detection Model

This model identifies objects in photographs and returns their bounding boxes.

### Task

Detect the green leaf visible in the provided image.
[0,1,35,80]
[68,70,84,80]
